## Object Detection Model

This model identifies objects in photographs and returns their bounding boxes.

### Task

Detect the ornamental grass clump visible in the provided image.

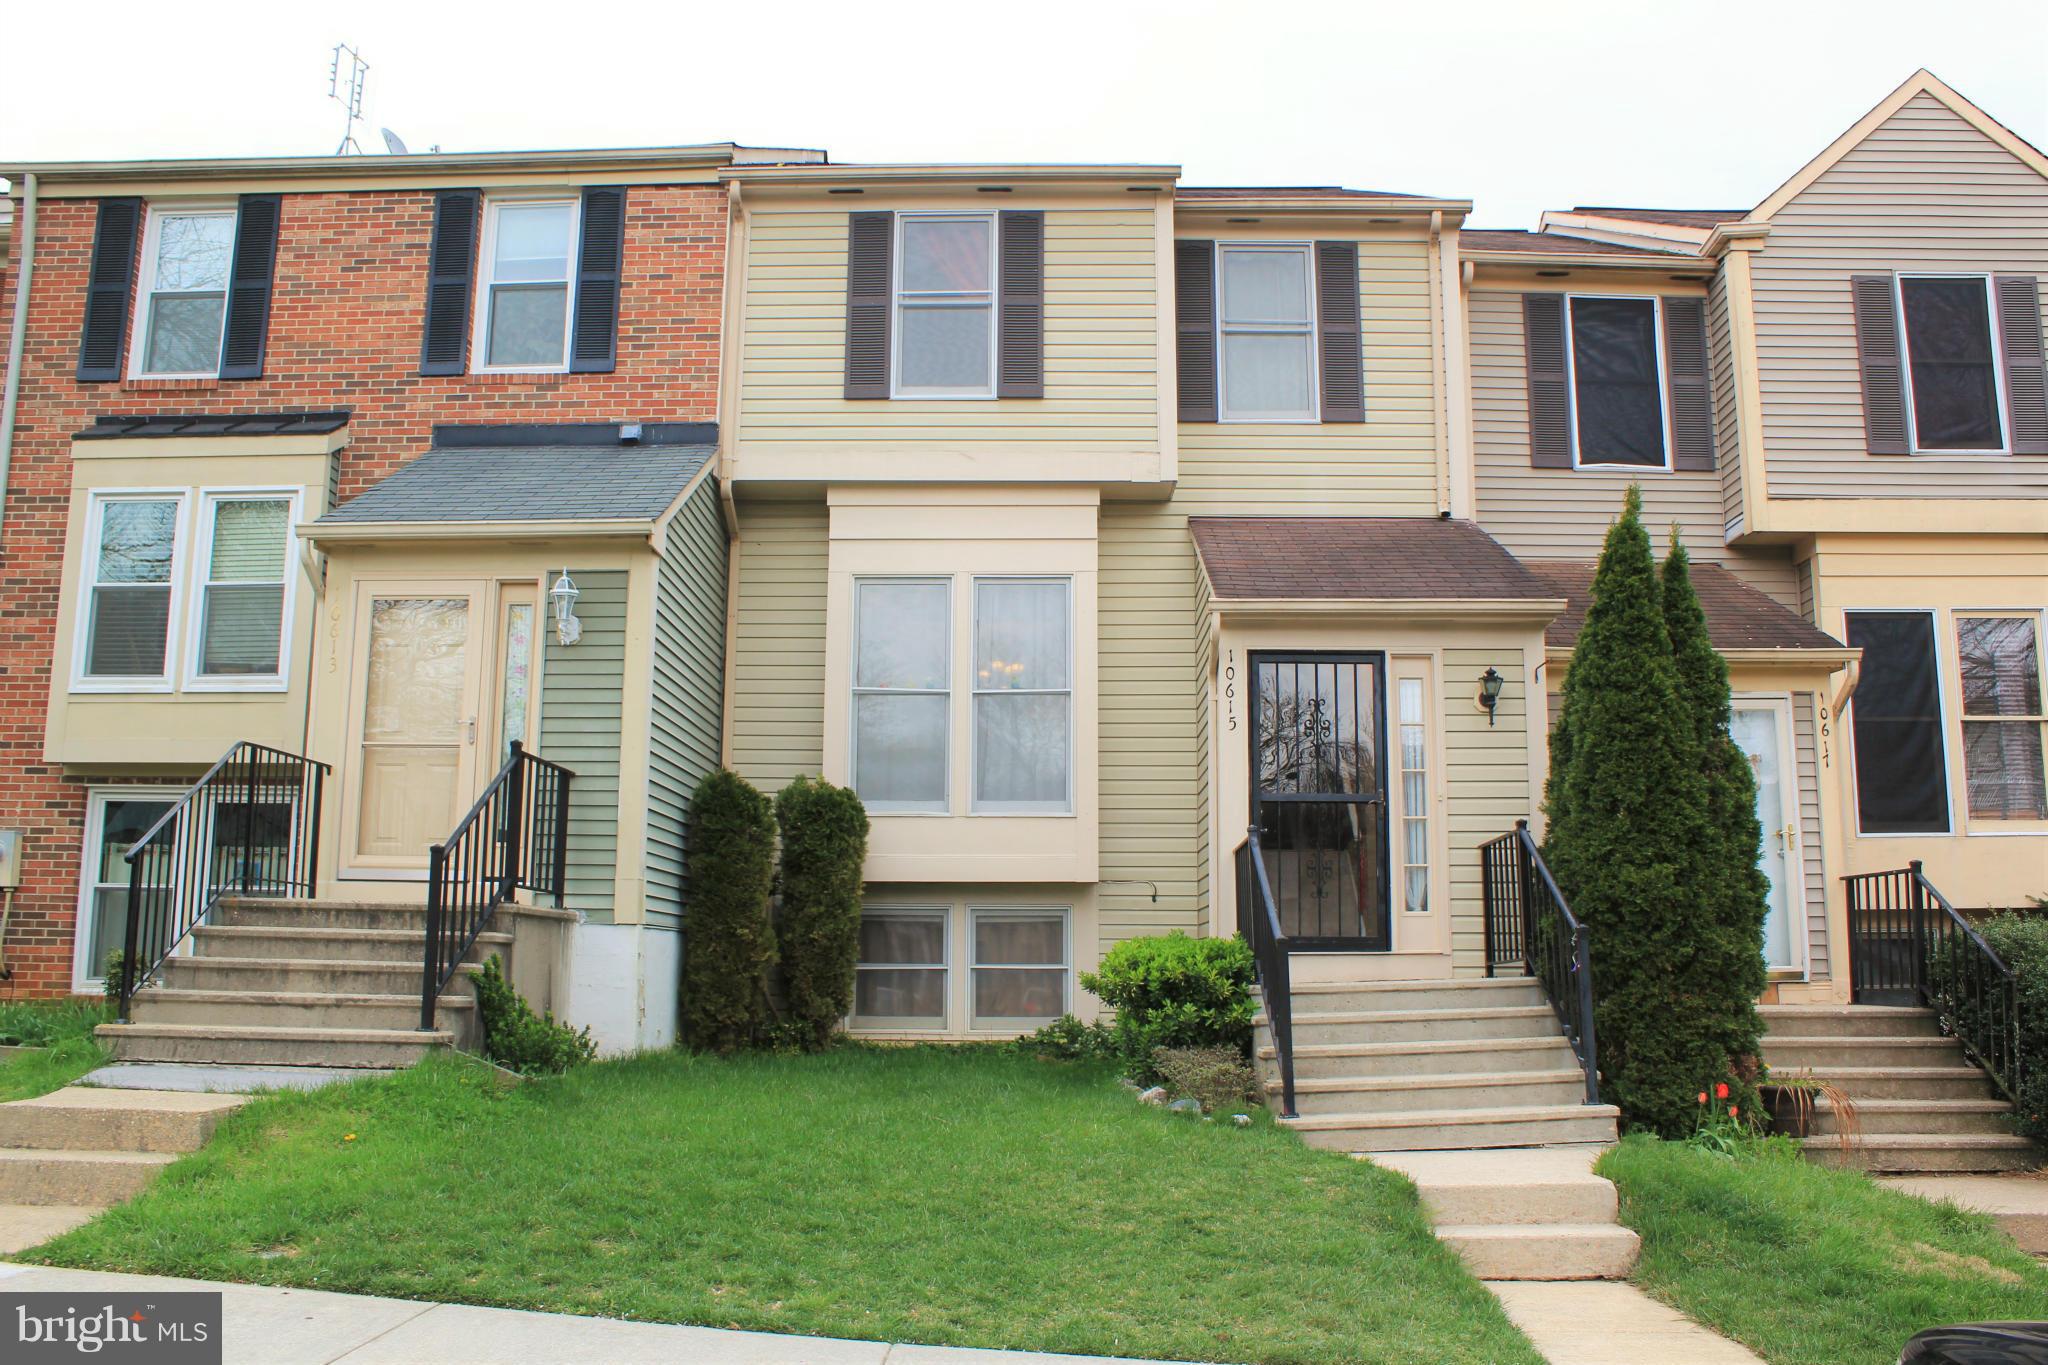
[683,769,778,1053]
[773,774,870,1052]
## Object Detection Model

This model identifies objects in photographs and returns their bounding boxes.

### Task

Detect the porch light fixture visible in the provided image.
[550,569,582,647]
[1477,667,1505,725]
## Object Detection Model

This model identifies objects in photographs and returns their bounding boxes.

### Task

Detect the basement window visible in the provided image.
[852,911,949,1029]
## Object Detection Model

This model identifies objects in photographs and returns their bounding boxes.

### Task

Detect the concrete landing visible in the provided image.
[1489,1281,1764,1365]
[80,1062,396,1093]
[0,1205,96,1255]
[1881,1172,2048,1253]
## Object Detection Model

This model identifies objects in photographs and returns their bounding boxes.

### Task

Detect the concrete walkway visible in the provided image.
[1489,1282,1763,1365]
[1880,1172,2048,1253]
[0,1263,1181,1365]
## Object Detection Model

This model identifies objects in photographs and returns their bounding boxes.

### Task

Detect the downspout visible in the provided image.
[0,173,38,534]
[1425,210,1450,517]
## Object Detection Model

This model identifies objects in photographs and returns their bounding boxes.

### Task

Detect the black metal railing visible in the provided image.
[420,742,572,1031]
[120,742,329,1021]
[1237,828,1297,1118]
[1846,862,2022,1102]
[1481,820,1599,1104]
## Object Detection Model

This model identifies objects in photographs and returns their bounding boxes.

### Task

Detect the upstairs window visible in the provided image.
[1218,244,1317,422]
[193,495,293,684]
[474,198,579,371]
[1567,295,1667,468]
[894,214,996,397]
[1898,275,2005,452]
[82,495,182,684]
[133,209,235,378]
[1956,615,2046,821]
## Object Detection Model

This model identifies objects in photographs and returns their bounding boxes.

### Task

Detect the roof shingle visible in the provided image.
[1527,561,1845,652]
[1459,230,1688,257]
[317,443,711,526]
[1190,517,1557,602]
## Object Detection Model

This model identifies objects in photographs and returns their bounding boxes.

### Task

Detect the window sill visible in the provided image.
[181,678,291,694]
[462,370,572,386]
[122,377,220,392]
[69,680,175,696]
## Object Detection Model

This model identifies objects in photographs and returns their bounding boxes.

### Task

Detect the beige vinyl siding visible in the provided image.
[540,569,626,920]
[726,501,829,795]
[1754,91,2048,497]
[1178,240,1438,512]
[1709,272,1745,534]
[737,208,1158,457]
[1467,289,1801,605]
[1793,691,1829,979]
[1796,557,1817,623]
[1445,646,1529,974]
[645,481,729,930]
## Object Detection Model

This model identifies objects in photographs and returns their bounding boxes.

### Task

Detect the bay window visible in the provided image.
[894,214,996,397]
[1956,615,2047,821]
[1567,295,1668,468]
[1218,244,1317,422]
[972,579,1072,813]
[82,494,182,684]
[852,579,950,811]
[133,208,235,378]
[193,495,292,682]
[1898,275,2005,452]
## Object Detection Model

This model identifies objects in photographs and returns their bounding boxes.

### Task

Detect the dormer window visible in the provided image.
[132,208,235,378]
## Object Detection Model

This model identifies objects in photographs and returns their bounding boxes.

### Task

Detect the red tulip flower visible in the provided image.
[1715,1083,1730,1100]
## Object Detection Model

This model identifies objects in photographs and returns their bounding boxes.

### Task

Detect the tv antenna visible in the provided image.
[328,43,369,155]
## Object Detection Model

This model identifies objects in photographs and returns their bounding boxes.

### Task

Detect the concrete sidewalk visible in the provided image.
[0,1262,1185,1364]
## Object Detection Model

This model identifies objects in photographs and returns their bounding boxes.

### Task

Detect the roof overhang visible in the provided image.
[1462,248,1715,273]
[301,517,659,547]
[1210,597,1567,625]
[1545,643,1858,670]
[722,163,1179,194]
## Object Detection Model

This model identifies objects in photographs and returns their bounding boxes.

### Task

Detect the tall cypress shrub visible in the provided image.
[775,775,870,1051]
[1542,486,1725,1135]
[1661,535,1768,1103]
[683,769,778,1053]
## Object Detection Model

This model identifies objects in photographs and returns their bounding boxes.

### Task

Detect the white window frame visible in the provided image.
[1216,242,1320,424]
[182,487,301,693]
[1952,609,2048,829]
[890,212,998,400]
[126,202,237,381]
[1563,292,1673,472]
[1893,273,2010,456]
[72,785,184,992]
[968,906,1072,1032]
[850,907,951,1031]
[970,576,1074,816]
[469,194,582,375]
[1843,607,1957,839]
[850,576,953,814]
[72,489,190,694]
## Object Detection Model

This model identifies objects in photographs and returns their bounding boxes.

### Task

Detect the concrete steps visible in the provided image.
[1290,1103,1621,1153]
[0,1149,177,1205]
[1375,1146,1639,1281]
[133,988,474,1033]
[1275,1069,1588,1118]
[99,1023,452,1069]
[0,1088,243,1233]
[1437,1223,1643,1280]
[1760,1004,2038,1174]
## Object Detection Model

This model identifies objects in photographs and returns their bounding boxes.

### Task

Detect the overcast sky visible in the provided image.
[6,0,2045,227]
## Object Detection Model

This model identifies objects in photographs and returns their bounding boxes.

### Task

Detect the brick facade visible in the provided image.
[0,183,728,998]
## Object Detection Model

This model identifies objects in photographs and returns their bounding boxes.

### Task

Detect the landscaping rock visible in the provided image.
[1232,1114,1253,1128]
[1137,1086,1168,1106]
[1166,1098,1203,1116]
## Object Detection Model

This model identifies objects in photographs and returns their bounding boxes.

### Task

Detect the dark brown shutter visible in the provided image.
[1994,274,2048,456]
[419,190,480,376]
[77,198,143,382]
[1661,295,1715,470]
[1522,293,1573,467]
[219,194,281,381]
[1850,274,1909,455]
[843,211,894,399]
[997,210,1045,398]
[1314,241,1365,423]
[1175,239,1218,422]
[569,186,626,374]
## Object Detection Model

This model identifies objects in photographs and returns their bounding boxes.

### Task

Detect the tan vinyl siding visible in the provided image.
[541,569,626,920]
[1754,92,2048,497]
[737,208,1158,457]
[1709,272,1745,534]
[727,500,829,795]
[1178,241,1437,512]
[1793,691,1829,979]
[645,481,729,930]
[1445,646,1529,974]
[1468,289,1800,605]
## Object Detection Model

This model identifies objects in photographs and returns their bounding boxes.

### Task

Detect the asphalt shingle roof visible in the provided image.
[317,443,712,525]
[1190,517,1558,602]
[1527,561,1845,652]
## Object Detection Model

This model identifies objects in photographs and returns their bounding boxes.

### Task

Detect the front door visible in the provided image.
[1250,653,1390,949]
[1732,698,1802,974]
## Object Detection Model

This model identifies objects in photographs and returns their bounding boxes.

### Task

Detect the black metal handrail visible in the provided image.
[420,742,572,1031]
[1846,862,2022,1102]
[1481,820,1599,1104]
[119,741,328,1022]
[1236,828,1297,1118]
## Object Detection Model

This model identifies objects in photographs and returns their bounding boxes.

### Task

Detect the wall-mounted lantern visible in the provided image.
[550,569,582,647]
[1477,667,1504,725]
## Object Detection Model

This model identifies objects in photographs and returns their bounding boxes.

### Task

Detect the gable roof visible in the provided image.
[1526,561,1844,653]
[1190,517,1557,603]
[317,442,712,527]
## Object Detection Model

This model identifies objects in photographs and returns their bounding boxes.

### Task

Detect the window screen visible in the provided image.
[1844,612,1951,834]
[1900,277,2003,451]
[1956,616,2047,820]
[1569,297,1666,467]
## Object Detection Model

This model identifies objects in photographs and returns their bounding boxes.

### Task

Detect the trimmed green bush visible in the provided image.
[472,955,596,1074]
[1930,912,2048,1142]
[1018,1013,1119,1063]
[1080,932,1255,1079]
[774,774,870,1051]
[684,769,779,1053]
[1153,1045,1260,1113]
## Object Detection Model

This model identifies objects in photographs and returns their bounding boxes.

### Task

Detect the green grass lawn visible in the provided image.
[25,1046,1540,1365]
[1601,1134,2048,1365]
[0,999,110,1103]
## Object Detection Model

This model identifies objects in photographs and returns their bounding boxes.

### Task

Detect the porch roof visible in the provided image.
[316,442,713,527]
[1189,517,1557,603]
[1527,561,1845,652]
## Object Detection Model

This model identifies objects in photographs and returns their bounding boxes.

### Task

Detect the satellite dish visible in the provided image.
[380,128,409,156]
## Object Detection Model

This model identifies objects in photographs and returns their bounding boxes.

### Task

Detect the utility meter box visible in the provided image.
[0,830,21,889]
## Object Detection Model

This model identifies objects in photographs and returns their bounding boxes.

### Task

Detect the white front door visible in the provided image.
[1732,698,1802,974]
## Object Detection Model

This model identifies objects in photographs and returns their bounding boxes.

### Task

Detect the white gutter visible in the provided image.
[0,172,36,532]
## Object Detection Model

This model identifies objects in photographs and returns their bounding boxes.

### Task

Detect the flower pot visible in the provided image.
[1761,1085,1813,1139]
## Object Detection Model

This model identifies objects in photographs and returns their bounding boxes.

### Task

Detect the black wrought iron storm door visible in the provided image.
[1249,652,1391,949]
